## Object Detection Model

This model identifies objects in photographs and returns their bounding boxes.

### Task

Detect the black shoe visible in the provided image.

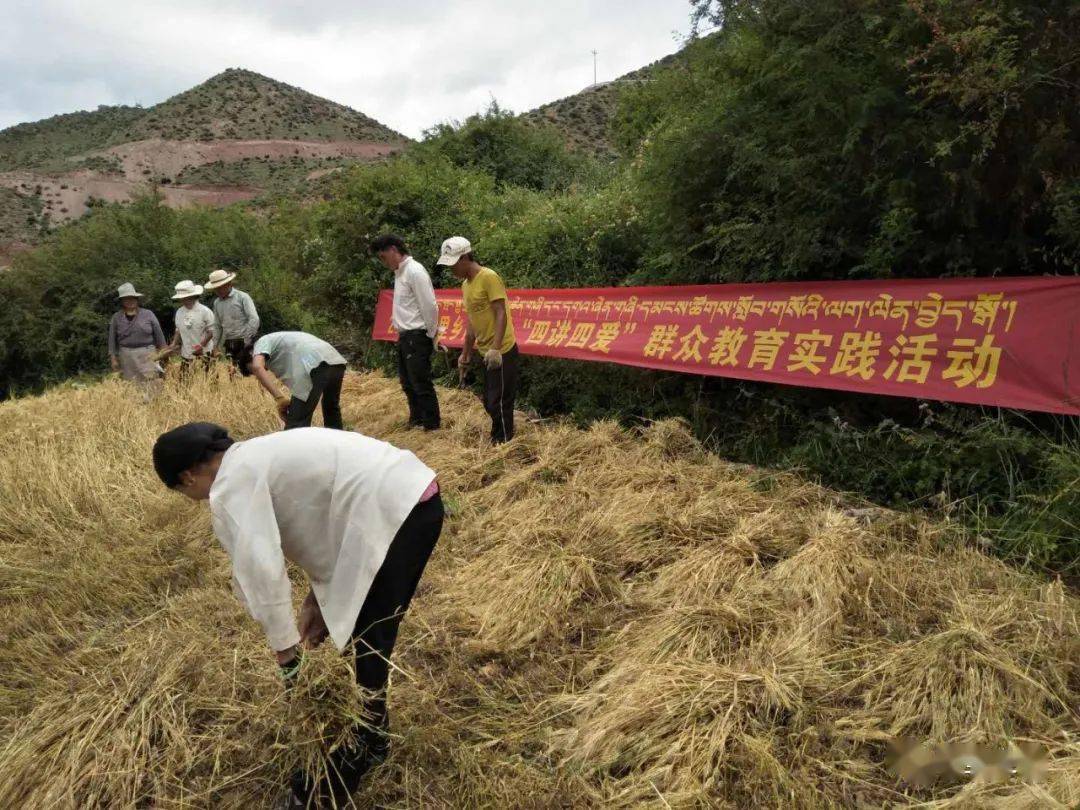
[289,736,391,809]
[367,733,390,765]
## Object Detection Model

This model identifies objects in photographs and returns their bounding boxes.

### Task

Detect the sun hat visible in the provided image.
[116,282,144,299]
[205,269,238,290]
[172,280,204,300]
[436,236,472,266]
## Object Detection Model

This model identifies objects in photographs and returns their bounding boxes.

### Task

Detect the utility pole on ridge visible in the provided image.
[591,50,598,86]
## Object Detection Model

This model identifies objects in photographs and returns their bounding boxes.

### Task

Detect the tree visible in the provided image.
[621,0,1080,283]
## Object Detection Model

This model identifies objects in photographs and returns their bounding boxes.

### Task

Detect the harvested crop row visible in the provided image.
[0,368,1076,808]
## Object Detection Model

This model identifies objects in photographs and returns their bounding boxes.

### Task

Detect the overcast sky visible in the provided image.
[1,0,694,138]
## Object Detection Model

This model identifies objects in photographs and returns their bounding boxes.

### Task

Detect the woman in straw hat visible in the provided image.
[161,280,217,373]
[152,422,444,808]
[205,268,260,369]
[107,282,167,390]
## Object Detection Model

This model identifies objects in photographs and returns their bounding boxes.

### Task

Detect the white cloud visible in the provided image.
[0,0,691,138]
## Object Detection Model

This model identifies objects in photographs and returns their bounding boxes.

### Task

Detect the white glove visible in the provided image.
[484,349,503,370]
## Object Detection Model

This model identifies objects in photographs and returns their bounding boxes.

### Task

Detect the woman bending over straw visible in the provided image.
[152,423,444,807]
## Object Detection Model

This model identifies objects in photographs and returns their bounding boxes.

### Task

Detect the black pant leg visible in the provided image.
[483,345,520,443]
[397,340,421,425]
[284,364,330,430]
[403,335,440,429]
[306,495,444,805]
[500,345,521,442]
[482,363,501,441]
[225,338,255,370]
[352,494,443,707]
[319,364,346,430]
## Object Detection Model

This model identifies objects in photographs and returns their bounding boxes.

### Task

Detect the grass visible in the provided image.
[0,366,1076,807]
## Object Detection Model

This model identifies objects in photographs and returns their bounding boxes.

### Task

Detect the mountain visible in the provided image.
[107,69,403,145]
[0,69,409,264]
[521,50,684,157]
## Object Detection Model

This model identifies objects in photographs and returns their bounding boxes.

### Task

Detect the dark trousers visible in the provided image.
[295,493,444,806]
[483,344,521,444]
[285,363,346,430]
[222,337,255,370]
[397,331,440,429]
[179,355,213,376]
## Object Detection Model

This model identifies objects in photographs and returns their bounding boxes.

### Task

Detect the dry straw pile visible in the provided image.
[0,367,1076,808]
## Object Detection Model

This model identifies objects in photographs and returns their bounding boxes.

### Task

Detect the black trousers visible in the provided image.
[294,493,444,805]
[179,355,213,376]
[483,344,521,444]
[396,331,440,429]
[285,363,346,431]
[222,337,255,370]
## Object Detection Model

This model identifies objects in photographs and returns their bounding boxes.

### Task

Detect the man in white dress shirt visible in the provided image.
[371,234,441,431]
[152,422,444,807]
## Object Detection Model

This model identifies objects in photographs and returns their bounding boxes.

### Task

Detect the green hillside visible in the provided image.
[0,69,407,174]
[175,155,370,195]
[521,51,683,157]
[0,106,143,172]
[110,69,406,145]
[0,187,42,245]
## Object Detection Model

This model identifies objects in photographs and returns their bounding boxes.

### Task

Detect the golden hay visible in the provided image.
[0,366,1076,808]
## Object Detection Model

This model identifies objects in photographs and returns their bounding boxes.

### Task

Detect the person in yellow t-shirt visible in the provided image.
[436,236,520,444]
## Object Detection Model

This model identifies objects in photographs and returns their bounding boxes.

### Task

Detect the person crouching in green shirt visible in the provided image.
[436,237,520,444]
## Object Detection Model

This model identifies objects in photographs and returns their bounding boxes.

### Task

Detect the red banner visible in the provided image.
[373,277,1080,415]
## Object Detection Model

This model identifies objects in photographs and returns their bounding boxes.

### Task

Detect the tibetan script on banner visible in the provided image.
[373,277,1080,415]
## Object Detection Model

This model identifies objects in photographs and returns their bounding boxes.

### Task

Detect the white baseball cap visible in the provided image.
[436,236,472,266]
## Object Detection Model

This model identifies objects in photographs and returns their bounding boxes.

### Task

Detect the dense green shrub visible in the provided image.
[417,103,594,192]
[621,0,1080,282]
[300,156,495,331]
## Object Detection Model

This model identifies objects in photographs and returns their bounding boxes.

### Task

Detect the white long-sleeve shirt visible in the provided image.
[391,256,439,338]
[208,428,437,652]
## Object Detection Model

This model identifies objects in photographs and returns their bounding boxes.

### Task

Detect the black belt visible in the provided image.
[398,329,429,337]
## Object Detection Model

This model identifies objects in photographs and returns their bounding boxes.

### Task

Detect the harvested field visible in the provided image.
[0,368,1076,808]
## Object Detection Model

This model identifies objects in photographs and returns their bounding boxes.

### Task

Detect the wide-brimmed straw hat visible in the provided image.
[172,280,204,300]
[116,282,144,299]
[204,269,237,290]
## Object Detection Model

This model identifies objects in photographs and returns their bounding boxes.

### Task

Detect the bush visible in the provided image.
[620,0,1080,283]
[417,102,595,192]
